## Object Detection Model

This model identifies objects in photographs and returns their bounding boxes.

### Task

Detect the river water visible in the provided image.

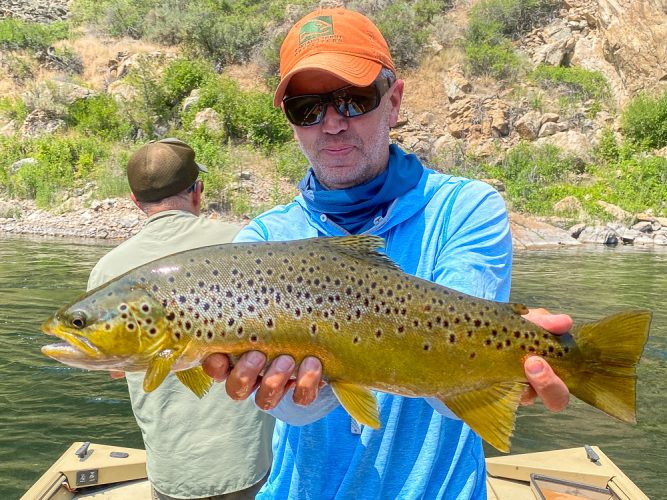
[1,237,665,498]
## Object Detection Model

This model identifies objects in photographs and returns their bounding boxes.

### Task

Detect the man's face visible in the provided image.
[284,70,404,190]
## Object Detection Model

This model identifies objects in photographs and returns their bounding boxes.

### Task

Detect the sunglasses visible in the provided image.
[282,77,394,127]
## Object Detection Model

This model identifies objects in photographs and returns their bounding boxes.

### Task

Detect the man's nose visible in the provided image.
[320,103,348,134]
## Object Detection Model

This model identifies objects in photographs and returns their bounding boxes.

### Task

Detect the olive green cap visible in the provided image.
[127,138,208,202]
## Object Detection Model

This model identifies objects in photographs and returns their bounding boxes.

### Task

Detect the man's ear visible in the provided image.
[130,192,141,209]
[388,79,404,128]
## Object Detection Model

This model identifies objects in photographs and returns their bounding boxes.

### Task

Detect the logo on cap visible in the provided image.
[299,16,334,44]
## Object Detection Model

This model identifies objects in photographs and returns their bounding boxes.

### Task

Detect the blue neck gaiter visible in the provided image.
[298,145,423,234]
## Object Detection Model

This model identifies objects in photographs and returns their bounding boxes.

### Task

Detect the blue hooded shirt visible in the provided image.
[234,145,512,499]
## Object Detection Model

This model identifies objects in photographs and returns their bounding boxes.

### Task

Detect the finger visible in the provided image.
[202,353,232,382]
[109,370,125,379]
[519,386,537,406]
[254,355,295,410]
[293,356,323,406]
[524,356,570,412]
[225,351,267,401]
[523,308,573,335]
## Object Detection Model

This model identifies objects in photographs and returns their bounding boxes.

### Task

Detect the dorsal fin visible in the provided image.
[317,236,402,271]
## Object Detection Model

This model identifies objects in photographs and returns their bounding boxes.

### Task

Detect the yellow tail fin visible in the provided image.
[568,309,651,424]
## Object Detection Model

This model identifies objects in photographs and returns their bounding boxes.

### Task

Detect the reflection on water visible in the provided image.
[0,237,142,499]
[1,237,665,498]
[484,245,667,499]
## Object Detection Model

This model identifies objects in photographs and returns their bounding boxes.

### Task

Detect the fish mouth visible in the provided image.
[41,319,101,360]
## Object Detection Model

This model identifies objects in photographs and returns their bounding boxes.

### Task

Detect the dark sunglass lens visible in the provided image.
[333,86,379,117]
[284,96,325,126]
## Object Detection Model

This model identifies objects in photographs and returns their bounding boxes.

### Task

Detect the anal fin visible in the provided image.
[176,366,213,398]
[144,348,179,393]
[331,381,380,429]
[442,381,527,453]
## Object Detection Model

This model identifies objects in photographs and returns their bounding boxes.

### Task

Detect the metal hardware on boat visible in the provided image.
[584,444,600,464]
[75,442,90,459]
[110,451,129,458]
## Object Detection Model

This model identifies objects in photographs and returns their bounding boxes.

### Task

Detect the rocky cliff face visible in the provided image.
[571,0,667,105]
[1,0,70,23]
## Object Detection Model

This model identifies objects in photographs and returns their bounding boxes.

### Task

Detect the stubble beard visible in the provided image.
[299,107,393,190]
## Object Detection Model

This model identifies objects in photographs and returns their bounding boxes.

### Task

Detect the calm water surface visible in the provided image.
[1,237,665,498]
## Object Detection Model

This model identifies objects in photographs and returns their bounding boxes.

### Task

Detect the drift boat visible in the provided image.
[22,442,648,499]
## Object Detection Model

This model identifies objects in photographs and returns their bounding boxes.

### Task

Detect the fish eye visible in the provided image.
[70,311,87,329]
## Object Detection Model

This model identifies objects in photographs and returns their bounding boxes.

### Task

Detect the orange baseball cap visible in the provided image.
[274,8,396,106]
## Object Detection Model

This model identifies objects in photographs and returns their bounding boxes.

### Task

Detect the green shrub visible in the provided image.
[182,10,265,65]
[0,19,70,51]
[160,58,215,105]
[70,0,156,38]
[469,0,559,41]
[66,95,133,140]
[0,97,29,126]
[490,142,583,213]
[621,91,667,150]
[529,64,611,105]
[589,155,667,216]
[372,2,429,68]
[464,40,521,80]
[275,141,308,184]
[2,135,109,206]
[183,76,291,148]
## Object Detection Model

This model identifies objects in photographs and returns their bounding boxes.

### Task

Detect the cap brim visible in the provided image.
[273,54,382,106]
[196,162,208,173]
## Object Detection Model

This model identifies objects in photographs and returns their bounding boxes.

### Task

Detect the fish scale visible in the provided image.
[41,236,652,452]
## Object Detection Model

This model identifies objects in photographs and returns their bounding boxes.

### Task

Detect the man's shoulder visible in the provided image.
[241,201,313,241]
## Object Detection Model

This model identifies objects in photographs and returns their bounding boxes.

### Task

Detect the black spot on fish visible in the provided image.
[474,319,482,327]
[184,321,192,330]
[423,343,431,351]
[449,334,456,343]
[375,329,382,338]
[266,318,273,328]
[469,352,476,359]
[119,304,128,311]
[485,339,492,345]
[237,326,244,336]
[140,304,149,313]
[105,324,111,331]
[505,339,511,347]
[127,323,135,331]
[353,336,360,344]
[310,324,317,335]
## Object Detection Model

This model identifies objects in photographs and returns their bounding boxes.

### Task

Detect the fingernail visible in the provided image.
[526,357,544,375]
[301,357,320,372]
[275,356,294,372]
[246,351,265,368]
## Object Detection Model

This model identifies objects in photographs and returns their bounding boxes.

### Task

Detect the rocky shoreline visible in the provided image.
[2,196,666,250]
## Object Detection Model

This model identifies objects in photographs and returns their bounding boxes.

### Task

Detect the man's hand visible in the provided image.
[521,308,572,411]
[202,352,323,409]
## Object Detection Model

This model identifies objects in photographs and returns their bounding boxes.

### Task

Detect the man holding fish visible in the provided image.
[42,7,649,499]
[200,7,579,499]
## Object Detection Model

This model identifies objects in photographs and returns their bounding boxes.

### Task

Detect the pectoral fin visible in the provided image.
[144,349,179,392]
[441,381,527,453]
[330,381,380,429]
[176,366,213,398]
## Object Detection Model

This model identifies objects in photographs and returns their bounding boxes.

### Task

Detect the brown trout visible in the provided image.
[41,236,651,452]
